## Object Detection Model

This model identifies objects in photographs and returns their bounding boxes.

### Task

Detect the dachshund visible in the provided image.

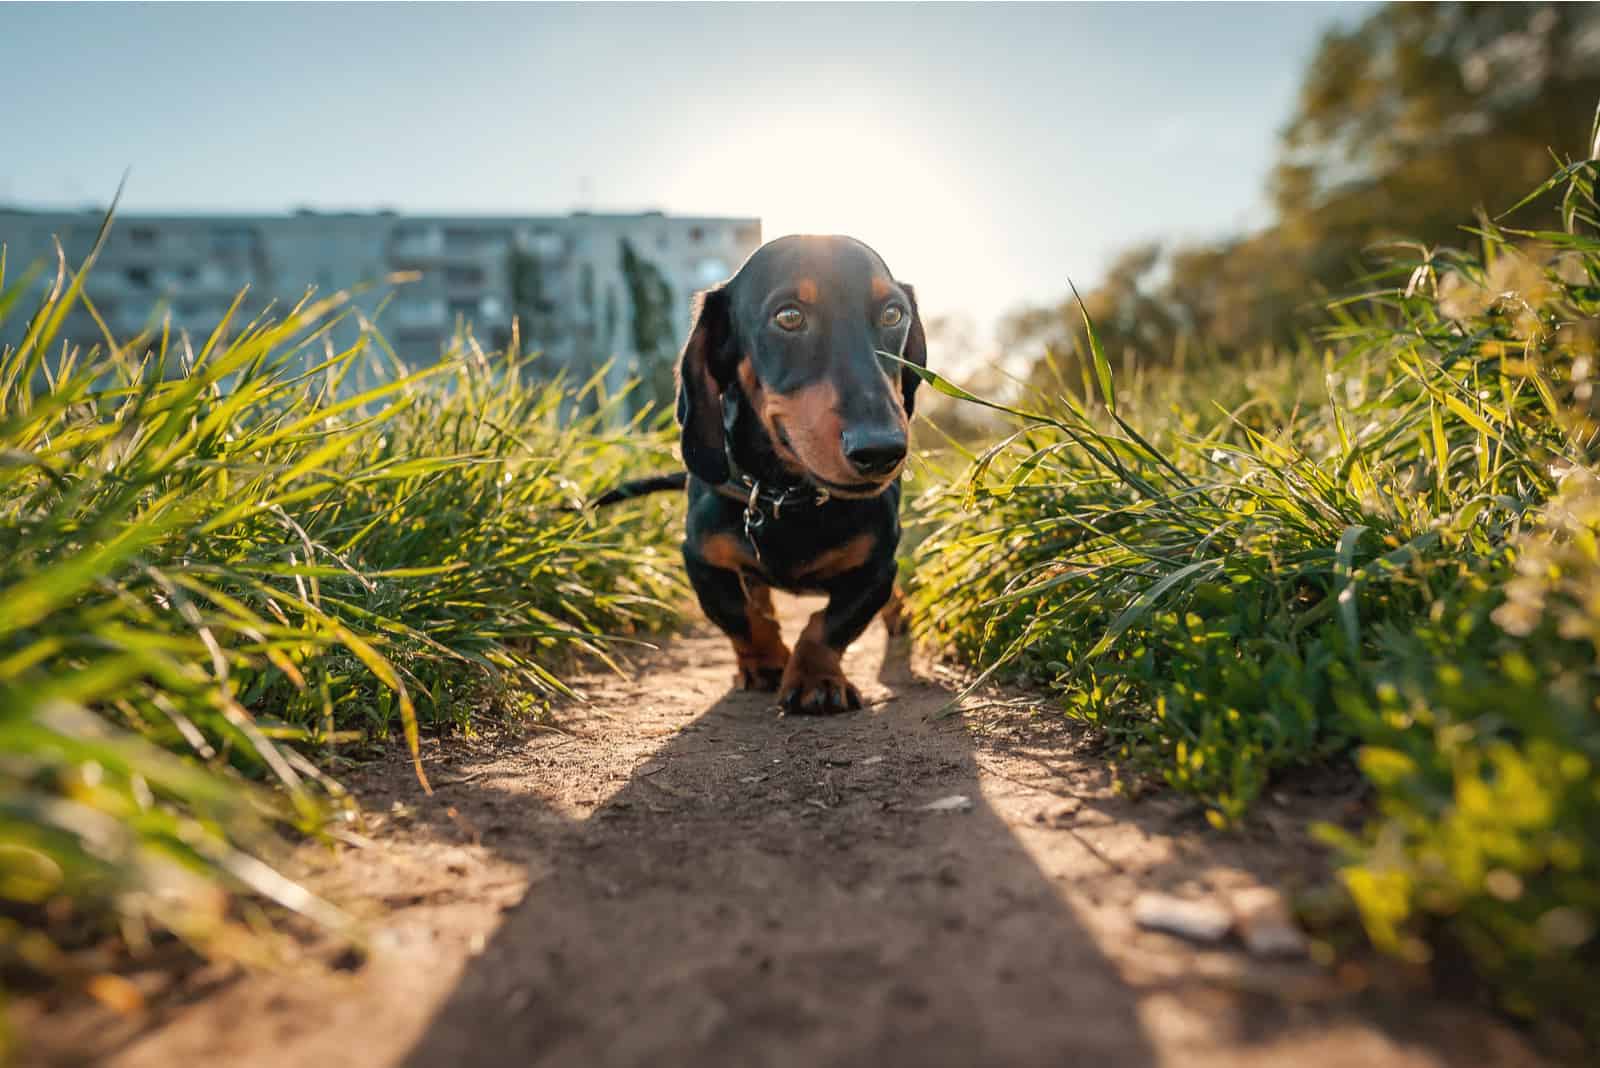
[593,235,926,713]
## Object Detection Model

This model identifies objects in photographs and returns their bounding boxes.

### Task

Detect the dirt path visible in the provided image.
[23,597,1544,1067]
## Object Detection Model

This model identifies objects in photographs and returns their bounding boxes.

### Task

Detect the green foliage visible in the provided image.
[910,156,1600,1039]
[619,238,677,410]
[0,232,684,986]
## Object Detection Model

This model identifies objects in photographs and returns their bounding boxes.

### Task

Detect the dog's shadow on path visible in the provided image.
[393,614,1163,1068]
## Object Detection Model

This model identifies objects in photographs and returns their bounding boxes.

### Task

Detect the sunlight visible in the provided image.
[663,115,1002,347]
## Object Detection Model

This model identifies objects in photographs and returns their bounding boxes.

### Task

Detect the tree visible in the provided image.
[619,237,676,415]
[1003,3,1600,371]
[1270,2,1600,280]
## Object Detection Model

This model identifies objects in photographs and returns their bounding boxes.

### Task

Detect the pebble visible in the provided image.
[1231,886,1308,958]
[1133,892,1232,943]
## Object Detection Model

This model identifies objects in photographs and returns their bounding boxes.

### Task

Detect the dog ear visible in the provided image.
[898,283,928,418]
[676,286,734,484]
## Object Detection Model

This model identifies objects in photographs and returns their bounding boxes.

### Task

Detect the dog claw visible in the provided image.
[779,678,862,715]
[736,665,784,692]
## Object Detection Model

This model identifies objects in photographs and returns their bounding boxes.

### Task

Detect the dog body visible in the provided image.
[674,235,927,713]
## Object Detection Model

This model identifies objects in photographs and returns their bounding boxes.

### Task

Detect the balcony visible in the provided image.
[389,226,444,260]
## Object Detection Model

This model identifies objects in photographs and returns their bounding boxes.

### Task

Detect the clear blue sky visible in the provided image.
[0,2,1370,344]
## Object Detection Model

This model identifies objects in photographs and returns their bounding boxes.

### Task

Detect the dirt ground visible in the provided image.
[19,596,1547,1067]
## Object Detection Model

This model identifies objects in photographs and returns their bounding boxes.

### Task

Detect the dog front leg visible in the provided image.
[684,548,791,691]
[779,567,896,714]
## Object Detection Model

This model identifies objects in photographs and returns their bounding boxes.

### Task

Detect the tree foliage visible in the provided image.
[619,237,676,411]
[1005,2,1600,374]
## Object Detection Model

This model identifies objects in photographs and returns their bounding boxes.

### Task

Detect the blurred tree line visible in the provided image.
[1003,2,1600,378]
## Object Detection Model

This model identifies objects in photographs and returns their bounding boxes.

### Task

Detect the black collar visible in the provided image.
[710,450,832,549]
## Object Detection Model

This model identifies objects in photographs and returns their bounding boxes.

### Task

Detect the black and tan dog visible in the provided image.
[596,235,926,713]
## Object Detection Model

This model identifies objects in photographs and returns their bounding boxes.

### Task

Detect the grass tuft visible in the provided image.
[909,153,1600,1040]
[0,234,684,994]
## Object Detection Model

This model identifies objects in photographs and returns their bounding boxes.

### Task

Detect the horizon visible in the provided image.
[0,2,1373,354]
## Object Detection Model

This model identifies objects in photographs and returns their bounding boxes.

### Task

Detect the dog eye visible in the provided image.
[879,304,905,328]
[775,306,805,331]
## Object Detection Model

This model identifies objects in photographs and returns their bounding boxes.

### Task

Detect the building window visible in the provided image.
[736,223,760,246]
[444,228,487,254]
[125,266,151,288]
[689,226,705,244]
[211,227,256,257]
[444,265,485,287]
[526,228,566,258]
[128,226,158,248]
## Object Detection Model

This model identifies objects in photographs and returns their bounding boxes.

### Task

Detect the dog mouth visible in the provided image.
[810,472,897,498]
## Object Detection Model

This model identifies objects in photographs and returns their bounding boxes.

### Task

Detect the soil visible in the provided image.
[18,597,1546,1067]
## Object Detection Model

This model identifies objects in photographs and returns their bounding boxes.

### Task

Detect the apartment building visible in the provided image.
[0,206,761,402]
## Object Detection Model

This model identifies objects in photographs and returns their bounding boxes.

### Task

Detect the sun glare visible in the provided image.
[663,116,1000,353]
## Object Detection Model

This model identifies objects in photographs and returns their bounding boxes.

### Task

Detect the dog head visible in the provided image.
[675,235,927,497]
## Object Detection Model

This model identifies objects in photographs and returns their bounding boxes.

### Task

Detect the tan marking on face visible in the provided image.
[870,276,892,301]
[737,357,762,401]
[738,359,806,473]
[794,532,876,582]
[761,379,858,486]
[796,277,818,304]
[701,532,758,572]
[764,378,910,493]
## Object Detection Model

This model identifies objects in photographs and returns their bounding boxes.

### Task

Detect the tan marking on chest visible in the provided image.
[793,532,876,581]
[701,532,758,572]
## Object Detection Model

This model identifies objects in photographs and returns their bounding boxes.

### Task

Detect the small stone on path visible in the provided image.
[1231,887,1308,959]
[1133,893,1232,944]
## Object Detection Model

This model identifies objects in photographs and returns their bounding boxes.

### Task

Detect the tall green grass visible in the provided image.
[0,225,683,997]
[908,152,1600,1039]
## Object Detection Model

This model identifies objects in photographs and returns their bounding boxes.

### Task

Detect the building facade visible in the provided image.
[0,207,761,405]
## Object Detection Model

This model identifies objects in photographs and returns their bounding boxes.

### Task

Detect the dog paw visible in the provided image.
[732,633,789,694]
[735,662,785,692]
[778,666,862,714]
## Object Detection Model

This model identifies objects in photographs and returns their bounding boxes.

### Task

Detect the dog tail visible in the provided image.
[588,471,689,508]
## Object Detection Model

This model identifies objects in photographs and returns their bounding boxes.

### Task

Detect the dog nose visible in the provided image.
[842,427,907,477]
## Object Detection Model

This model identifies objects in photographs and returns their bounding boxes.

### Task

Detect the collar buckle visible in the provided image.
[743,479,766,530]
[742,479,767,566]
